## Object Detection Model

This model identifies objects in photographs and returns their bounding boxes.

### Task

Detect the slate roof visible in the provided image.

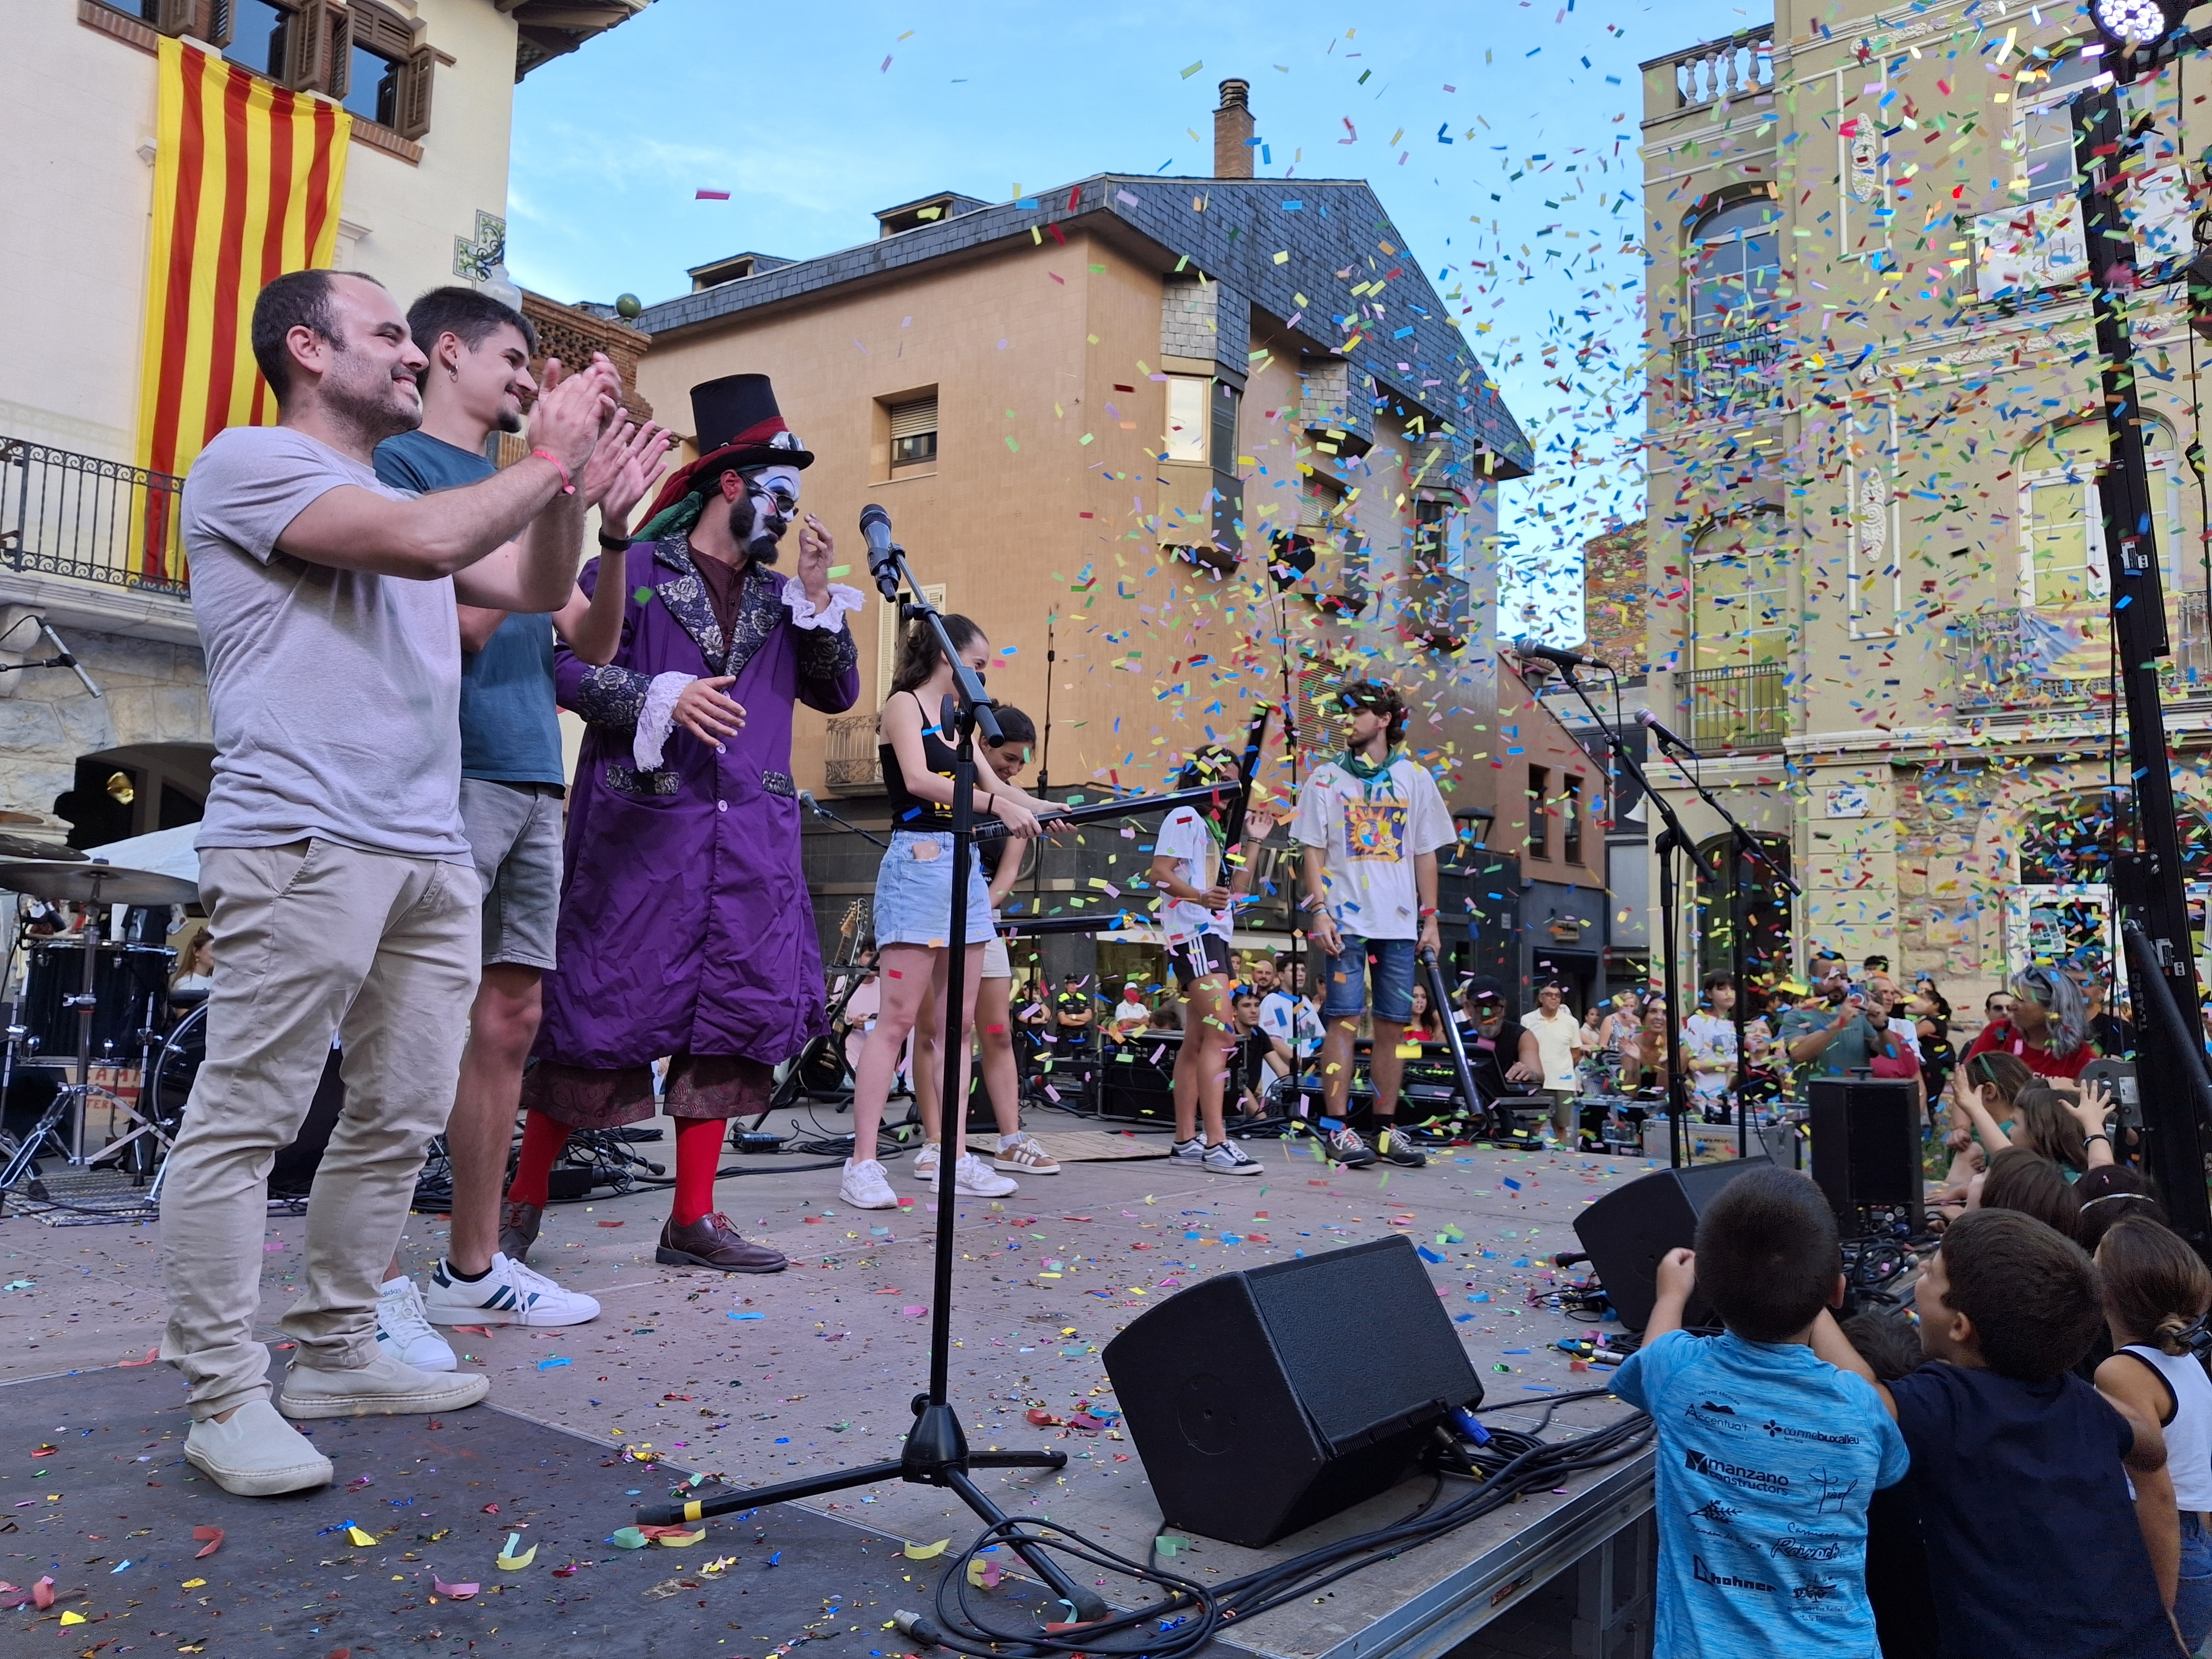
[633,175,1532,480]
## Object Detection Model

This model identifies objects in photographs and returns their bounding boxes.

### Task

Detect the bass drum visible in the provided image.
[146,999,208,1129]
[149,1002,347,1197]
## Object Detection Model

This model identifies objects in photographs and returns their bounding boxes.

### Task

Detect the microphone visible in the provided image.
[1636,708,1702,761]
[40,620,101,699]
[859,504,900,602]
[799,789,823,815]
[1510,635,1601,672]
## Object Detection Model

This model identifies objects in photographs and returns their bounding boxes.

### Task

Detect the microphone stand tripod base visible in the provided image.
[634,536,1108,1627]
[633,1396,1103,1619]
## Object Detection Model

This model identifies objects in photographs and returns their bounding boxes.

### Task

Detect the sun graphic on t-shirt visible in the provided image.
[1342,801,1407,863]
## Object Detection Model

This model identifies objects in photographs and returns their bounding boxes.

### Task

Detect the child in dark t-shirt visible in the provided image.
[1814,1208,2181,1658]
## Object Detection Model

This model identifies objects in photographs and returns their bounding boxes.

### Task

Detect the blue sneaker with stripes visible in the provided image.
[423,1252,601,1328]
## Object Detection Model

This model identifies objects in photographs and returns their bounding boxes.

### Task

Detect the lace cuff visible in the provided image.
[633,671,697,769]
[782,578,866,634]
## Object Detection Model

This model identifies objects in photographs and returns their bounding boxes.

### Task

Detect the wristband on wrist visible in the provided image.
[1419,905,1439,918]
[2085,1132,2112,1146]
[531,448,576,494]
[597,528,632,551]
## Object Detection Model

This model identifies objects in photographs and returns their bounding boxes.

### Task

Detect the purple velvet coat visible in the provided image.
[535,533,860,1071]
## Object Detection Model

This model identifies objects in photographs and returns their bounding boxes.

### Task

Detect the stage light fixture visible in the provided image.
[2091,0,2181,50]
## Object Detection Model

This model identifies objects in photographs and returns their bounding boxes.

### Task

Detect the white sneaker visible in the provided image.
[1170,1137,1206,1164]
[1201,1140,1263,1176]
[184,1399,332,1496]
[912,1142,941,1182]
[424,1254,600,1328]
[275,1352,490,1419]
[993,1134,1061,1174]
[840,1158,898,1209]
[954,1152,1018,1198]
[375,1276,456,1370]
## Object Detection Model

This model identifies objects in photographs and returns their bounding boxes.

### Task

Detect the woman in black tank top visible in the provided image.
[839,614,1060,1212]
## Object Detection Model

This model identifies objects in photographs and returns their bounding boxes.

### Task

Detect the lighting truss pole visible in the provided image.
[2072,66,2212,1250]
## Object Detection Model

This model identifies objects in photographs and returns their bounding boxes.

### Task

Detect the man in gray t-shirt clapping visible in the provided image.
[162,268,616,1497]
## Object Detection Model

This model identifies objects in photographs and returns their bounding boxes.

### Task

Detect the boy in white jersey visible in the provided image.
[1149,748,1263,1175]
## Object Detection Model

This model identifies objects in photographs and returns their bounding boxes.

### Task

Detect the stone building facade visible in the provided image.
[1638,6,2212,1014]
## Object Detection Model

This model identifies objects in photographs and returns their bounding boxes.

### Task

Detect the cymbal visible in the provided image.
[0,859,197,906]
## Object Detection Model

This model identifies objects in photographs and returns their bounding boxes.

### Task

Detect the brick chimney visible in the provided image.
[1213,79,1253,179]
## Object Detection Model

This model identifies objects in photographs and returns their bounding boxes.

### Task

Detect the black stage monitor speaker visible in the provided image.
[1101,1235,1481,1548]
[1571,1155,1773,1332]
[1098,1033,1178,1123]
[1808,1077,1923,1230]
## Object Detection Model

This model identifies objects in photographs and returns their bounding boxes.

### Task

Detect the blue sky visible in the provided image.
[507,1,1765,639]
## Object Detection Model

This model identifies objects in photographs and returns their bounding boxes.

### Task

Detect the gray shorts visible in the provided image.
[459,777,563,970]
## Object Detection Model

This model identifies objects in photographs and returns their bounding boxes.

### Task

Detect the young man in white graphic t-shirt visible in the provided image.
[1290,682,1455,1170]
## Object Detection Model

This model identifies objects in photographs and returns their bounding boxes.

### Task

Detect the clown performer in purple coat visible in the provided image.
[504,375,865,1272]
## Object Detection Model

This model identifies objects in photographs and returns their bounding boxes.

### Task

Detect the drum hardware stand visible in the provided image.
[1,886,131,1201]
[0,864,187,1211]
[91,981,179,1184]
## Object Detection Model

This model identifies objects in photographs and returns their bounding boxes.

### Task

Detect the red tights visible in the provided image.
[505,1109,724,1227]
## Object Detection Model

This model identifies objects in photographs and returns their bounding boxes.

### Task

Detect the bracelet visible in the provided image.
[2085,1133,2112,1146]
[1419,906,1439,918]
[531,448,576,494]
[597,528,632,551]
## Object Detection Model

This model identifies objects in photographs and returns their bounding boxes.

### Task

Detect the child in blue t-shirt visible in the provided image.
[1611,1167,1907,1659]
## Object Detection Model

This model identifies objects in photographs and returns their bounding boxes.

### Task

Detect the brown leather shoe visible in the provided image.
[656,1212,787,1274]
[499,1200,543,1263]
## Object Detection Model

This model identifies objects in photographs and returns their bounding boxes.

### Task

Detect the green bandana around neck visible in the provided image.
[1339,746,1400,800]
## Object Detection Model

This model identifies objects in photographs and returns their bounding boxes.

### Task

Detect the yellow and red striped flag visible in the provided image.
[134,36,352,583]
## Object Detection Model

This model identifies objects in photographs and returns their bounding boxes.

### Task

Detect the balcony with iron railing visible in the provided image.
[1671,324,1788,422]
[824,712,885,794]
[1683,661,1787,751]
[1,437,189,596]
[1946,594,2212,716]
[1644,25,1774,113]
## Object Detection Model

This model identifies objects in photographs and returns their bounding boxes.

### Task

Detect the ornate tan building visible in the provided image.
[1638,5,2212,1009]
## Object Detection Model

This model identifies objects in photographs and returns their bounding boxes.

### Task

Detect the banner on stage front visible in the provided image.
[133,36,353,585]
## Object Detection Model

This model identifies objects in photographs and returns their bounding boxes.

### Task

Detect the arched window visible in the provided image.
[1690,513,1792,669]
[1687,197,1782,333]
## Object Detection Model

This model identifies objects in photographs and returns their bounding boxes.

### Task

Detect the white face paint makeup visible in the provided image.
[739,464,804,563]
[749,464,803,515]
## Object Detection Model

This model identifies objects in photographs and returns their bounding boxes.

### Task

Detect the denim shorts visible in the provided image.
[1319,935,1417,1024]
[2176,1510,2212,1654]
[873,830,996,948]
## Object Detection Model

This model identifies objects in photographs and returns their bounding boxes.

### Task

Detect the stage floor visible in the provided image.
[0,1118,1660,1659]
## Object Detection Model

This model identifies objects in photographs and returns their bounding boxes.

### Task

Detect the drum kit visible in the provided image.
[0,857,202,1214]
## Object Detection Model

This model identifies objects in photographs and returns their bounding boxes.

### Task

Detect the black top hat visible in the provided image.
[638,373,815,526]
[689,374,812,471]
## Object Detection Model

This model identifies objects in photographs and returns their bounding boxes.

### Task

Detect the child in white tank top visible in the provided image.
[2095,1216,2212,1650]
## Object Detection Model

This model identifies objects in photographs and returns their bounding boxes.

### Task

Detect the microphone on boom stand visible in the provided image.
[798,790,890,850]
[860,503,901,602]
[1635,708,1702,763]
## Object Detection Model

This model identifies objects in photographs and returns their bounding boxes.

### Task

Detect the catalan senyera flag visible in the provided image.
[134,36,352,583]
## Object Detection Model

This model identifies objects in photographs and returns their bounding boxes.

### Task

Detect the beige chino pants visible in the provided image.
[158,839,479,1419]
